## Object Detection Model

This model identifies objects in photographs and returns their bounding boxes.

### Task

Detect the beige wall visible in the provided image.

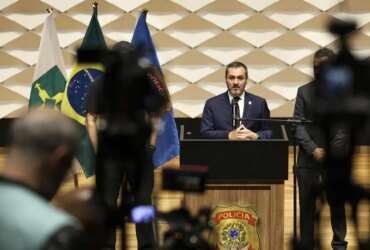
[1,0,370,118]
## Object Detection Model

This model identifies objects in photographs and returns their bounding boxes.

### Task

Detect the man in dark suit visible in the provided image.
[200,61,272,140]
[293,48,348,250]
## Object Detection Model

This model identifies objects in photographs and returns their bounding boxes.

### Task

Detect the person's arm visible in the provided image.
[330,128,350,157]
[293,87,321,157]
[85,78,101,153]
[85,113,98,152]
[255,99,272,139]
[149,116,160,146]
[200,100,230,139]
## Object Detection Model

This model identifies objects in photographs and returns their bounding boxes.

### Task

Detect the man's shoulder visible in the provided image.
[245,91,267,103]
[0,182,79,249]
[0,182,76,225]
[205,92,228,104]
[297,81,315,92]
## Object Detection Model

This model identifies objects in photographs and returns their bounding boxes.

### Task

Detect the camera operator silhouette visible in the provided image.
[85,41,171,250]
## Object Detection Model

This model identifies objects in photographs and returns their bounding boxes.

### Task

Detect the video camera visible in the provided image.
[314,19,370,123]
[159,167,213,250]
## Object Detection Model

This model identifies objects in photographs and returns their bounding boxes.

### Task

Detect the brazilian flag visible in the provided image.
[61,5,106,177]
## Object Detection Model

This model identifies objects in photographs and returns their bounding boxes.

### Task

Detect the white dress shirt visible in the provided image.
[228,91,245,119]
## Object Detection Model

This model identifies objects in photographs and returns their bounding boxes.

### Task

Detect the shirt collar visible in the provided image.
[0,176,47,200]
[228,91,245,104]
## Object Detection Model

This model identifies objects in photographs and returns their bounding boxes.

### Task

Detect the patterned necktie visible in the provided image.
[232,96,241,129]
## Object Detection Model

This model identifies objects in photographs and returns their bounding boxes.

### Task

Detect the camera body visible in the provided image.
[160,167,213,250]
[314,20,370,124]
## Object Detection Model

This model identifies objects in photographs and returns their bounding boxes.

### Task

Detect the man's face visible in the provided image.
[226,67,247,97]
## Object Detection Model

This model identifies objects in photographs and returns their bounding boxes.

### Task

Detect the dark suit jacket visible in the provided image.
[200,91,272,139]
[294,81,351,168]
[293,81,326,168]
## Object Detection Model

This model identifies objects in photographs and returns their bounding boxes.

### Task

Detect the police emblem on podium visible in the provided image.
[211,205,259,250]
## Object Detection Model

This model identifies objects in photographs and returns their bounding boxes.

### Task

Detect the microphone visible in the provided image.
[232,96,240,129]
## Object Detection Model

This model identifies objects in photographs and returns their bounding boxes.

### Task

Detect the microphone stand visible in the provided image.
[239,117,313,246]
[232,99,239,129]
[232,102,236,129]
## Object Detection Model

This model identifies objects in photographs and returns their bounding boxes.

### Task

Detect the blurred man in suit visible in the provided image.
[293,48,348,250]
[0,109,88,250]
[200,61,272,140]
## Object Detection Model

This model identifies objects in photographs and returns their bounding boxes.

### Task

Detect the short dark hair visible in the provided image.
[314,48,335,61]
[111,41,135,54]
[225,61,248,79]
[10,109,79,160]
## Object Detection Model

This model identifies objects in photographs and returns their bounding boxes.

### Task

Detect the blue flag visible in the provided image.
[132,11,180,168]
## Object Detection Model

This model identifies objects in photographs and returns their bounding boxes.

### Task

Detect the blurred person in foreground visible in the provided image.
[86,41,171,250]
[200,61,272,140]
[293,48,348,250]
[0,108,88,250]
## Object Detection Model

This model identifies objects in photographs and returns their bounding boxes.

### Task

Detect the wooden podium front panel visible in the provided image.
[184,183,284,250]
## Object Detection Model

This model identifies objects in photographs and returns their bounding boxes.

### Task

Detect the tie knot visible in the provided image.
[232,96,240,104]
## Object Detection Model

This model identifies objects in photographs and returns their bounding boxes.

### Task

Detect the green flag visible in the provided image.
[29,13,66,110]
[61,5,106,177]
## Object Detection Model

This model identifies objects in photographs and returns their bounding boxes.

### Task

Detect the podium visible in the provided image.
[179,125,288,250]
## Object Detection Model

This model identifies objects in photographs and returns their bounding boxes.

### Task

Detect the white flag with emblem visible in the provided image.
[29,12,66,110]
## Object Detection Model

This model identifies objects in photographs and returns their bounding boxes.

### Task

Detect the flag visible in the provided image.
[132,10,180,168]
[61,5,106,177]
[29,13,66,110]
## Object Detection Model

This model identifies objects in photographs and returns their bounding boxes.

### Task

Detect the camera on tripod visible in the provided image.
[159,166,213,250]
